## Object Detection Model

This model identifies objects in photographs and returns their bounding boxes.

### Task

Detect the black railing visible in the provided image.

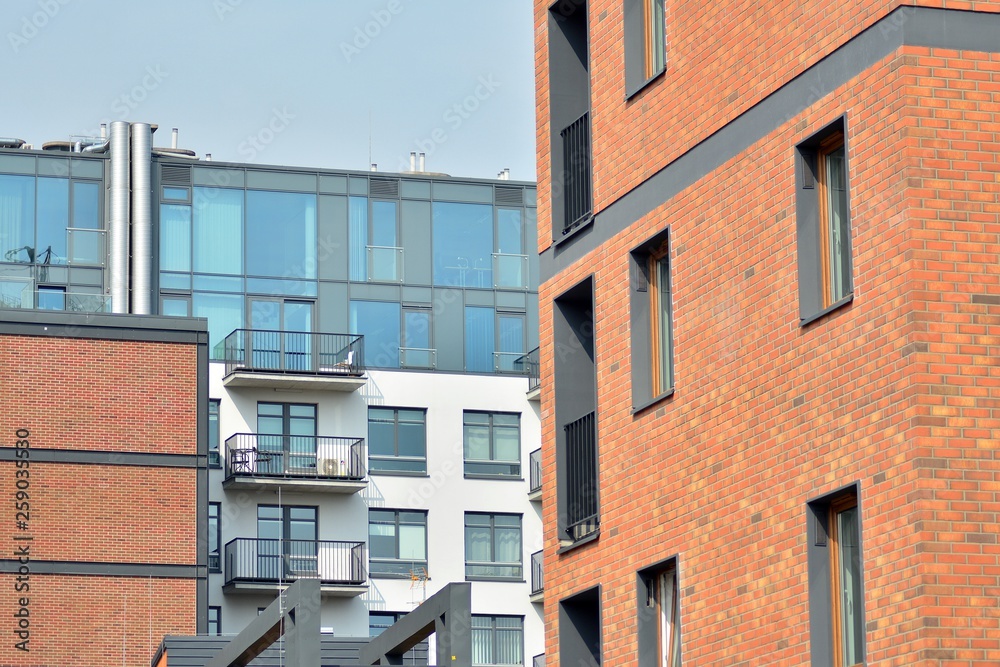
[516,347,540,392]
[530,550,543,597]
[223,330,364,377]
[564,411,599,541]
[560,111,592,233]
[224,538,366,586]
[533,654,545,667]
[224,433,366,482]
[529,448,542,495]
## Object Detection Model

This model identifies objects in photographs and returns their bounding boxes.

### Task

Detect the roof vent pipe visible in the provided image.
[100,124,107,140]
[108,121,130,314]
[130,122,153,315]
[171,128,178,149]
[409,152,416,171]
[205,153,212,161]
[418,152,425,172]
[0,138,27,149]
[371,163,377,172]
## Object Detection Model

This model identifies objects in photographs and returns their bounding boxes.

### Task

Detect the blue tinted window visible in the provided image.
[193,188,243,275]
[193,292,245,357]
[72,182,100,229]
[402,310,432,368]
[160,205,191,272]
[161,297,190,317]
[497,314,525,372]
[465,306,495,372]
[350,300,400,368]
[36,178,69,265]
[433,202,492,287]
[0,175,35,263]
[37,286,65,310]
[348,196,368,282]
[163,186,189,202]
[246,190,316,278]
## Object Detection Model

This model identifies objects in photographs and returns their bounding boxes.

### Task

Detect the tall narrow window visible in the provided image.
[207,607,221,636]
[208,502,221,572]
[830,496,863,667]
[649,247,672,396]
[638,558,681,667]
[796,118,853,324]
[625,0,666,97]
[208,399,220,467]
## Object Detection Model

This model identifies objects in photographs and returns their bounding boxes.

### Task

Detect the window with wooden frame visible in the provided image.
[795,117,853,325]
[649,243,673,396]
[829,495,863,667]
[638,558,681,667]
[625,0,666,97]
[807,485,865,667]
[630,229,674,410]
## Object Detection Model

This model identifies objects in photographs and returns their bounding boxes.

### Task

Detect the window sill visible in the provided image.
[625,68,665,101]
[557,529,600,555]
[553,214,594,248]
[369,470,429,478]
[463,473,524,482]
[465,576,525,583]
[631,388,675,416]
[799,293,853,328]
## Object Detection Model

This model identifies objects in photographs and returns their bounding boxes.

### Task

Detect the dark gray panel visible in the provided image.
[350,283,401,302]
[318,281,349,333]
[0,560,200,578]
[629,251,653,409]
[497,291,527,309]
[319,195,349,281]
[69,267,104,286]
[71,157,105,179]
[0,309,208,344]
[192,167,245,188]
[559,586,601,666]
[433,287,464,372]
[540,5,1000,279]
[36,156,70,176]
[526,294,540,349]
[349,177,368,195]
[464,289,494,306]
[319,174,348,194]
[400,199,432,285]
[0,447,199,468]
[401,286,433,304]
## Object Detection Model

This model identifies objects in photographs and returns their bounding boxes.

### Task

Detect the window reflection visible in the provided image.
[433,202,493,287]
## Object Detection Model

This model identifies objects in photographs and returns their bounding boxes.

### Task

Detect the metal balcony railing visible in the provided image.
[564,411,599,542]
[224,538,366,586]
[223,330,364,377]
[516,347,540,392]
[560,111,592,234]
[366,245,404,283]
[492,252,529,289]
[529,448,542,495]
[530,550,543,597]
[495,351,529,374]
[224,433,366,482]
[400,347,436,370]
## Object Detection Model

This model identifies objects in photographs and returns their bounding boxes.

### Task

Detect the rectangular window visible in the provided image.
[160,204,192,272]
[472,615,523,667]
[257,402,317,473]
[465,306,495,373]
[465,513,522,580]
[257,505,318,579]
[807,486,865,667]
[208,399,220,467]
[246,190,317,279]
[192,187,243,275]
[370,612,427,662]
[368,407,427,474]
[350,299,401,369]
[464,412,520,477]
[369,509,427,577]
[432,202,493,287]
[630,230,673,409]
[637,559,680,667]
[37,286,66,310]
[796,118,853,324]
[624,0,666,97]
[402,308,434,369]
[207,606,221,636]
[208,502,221,572]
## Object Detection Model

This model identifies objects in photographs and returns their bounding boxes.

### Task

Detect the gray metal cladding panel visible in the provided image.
[0,153,35,174]
[434,287,464,372]
[464,289,494,306]
[246,170,317,192]
[496,290,527,309]
[193,167,245,188]
[320,174,348,194]
[36,156,71,176]
[527,294,540,349]
[401,199,432,285]
[350,283,401,302]
[71,158,105,178]
[319,195,349,281]
[402,286,433,304]
[318,281,349,333]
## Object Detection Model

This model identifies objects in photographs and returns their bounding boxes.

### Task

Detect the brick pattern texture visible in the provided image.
[535,2,1000,665]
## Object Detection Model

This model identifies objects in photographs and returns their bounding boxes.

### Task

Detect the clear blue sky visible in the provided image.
[1,0,536,181]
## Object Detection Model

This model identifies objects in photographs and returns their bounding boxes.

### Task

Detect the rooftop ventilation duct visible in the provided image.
[131,123,153,315]
[109,121,130,313]
[0,138,26,149]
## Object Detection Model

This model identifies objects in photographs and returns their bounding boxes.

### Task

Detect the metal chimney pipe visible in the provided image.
[100,123,107,140]
[371,163,377,171]
[418,152,425,172]
[171,128,178,149]
[205,153,212,161]
[131,123,153,315]
[409,152,416,171]
[109,121,130,314]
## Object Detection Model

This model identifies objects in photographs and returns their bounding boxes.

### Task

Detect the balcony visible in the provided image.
[223,433,367,494]
[222,330,366,392]
[530,550,543,604]
[366,245,403,283]
[564,411,599,545]
[528,448,542,502]
[223,538,367,597]
[517,347,540,401]
[492,252,529,289]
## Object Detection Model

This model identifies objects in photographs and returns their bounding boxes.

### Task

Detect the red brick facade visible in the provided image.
[0,318,204,667]
[536,2,1000,665]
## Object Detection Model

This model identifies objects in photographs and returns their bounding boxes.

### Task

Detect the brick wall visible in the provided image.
[536,22,1000,666]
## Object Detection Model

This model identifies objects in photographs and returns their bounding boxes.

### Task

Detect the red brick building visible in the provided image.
[535,2,1000,665]
[0,311,208,666]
